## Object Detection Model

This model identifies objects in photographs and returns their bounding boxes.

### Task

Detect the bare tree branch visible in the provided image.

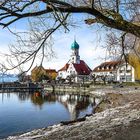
[0,0,140,73]
[0,0,139,36]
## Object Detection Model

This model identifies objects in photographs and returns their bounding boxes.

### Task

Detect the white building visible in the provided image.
[92,61,135,82]
[58,40,91,82]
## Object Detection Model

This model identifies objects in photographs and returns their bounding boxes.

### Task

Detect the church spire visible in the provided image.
[74,35,76,41]
[70,39,80,64]
[71,39,79,50]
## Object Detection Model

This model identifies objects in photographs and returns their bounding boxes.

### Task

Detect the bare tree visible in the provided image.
[105,29,140,80]
[0,1,139,35]
[0,0,140,72]
[106,26,140,58]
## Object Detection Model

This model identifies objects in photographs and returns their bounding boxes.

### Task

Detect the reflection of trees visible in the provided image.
[17,93,30,101]
[16,92,94,117]
[31,95,45,107]
[43,94,56,102]
[1,93,11,102]
[30,93,57,108]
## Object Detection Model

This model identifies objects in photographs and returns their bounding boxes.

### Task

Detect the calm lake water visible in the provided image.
[0,92,99,139]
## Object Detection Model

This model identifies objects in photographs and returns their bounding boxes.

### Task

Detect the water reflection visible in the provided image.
[17,92,98,120]
[17,92,30,101]
[56,94,91,120]
[1,92,100,121]
[0,92,100,138]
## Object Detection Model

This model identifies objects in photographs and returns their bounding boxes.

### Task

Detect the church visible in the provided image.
[57,40,91,82]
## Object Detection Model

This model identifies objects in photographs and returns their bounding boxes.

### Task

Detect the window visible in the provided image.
[126,76,132,82]
[126,70,131,73]
[119,70,123,73]
[120,76,125,81]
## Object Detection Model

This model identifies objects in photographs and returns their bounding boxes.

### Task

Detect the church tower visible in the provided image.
[70,40,80,64]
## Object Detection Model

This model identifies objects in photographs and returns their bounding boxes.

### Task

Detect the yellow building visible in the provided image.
[31,66,47,82]
[31,66,57,82]
[45,69,57,80]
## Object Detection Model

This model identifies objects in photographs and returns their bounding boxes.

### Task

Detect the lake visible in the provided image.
[0,92,99,139]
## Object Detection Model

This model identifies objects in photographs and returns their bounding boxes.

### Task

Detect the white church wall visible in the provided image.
[58,71,68,79]
[67,63,77,76]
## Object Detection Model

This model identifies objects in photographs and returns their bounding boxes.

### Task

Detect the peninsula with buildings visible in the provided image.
[30,40,137,85]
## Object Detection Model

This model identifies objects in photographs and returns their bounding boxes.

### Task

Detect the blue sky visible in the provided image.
[47,25,107,70]
[0,14,107,74]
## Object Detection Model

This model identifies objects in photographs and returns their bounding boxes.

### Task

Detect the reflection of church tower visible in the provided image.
[58,94,79,120]
[67,102,78,120]
[70,40,80,64]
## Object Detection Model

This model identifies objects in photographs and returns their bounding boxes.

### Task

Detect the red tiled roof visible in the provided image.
[58,63,69,71]
[73,60,91,75]
[58,60,91,75]
[93,61,122,72]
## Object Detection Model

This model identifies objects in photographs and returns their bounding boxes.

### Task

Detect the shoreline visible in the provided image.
[4,87,140,140]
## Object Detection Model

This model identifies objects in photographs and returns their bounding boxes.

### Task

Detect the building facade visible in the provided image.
[45,69,57,80]
[58,40,91,82]
[92,61,135,82]
[31,66,57,82]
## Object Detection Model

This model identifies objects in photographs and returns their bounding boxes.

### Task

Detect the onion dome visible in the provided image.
[71,40,79,50]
